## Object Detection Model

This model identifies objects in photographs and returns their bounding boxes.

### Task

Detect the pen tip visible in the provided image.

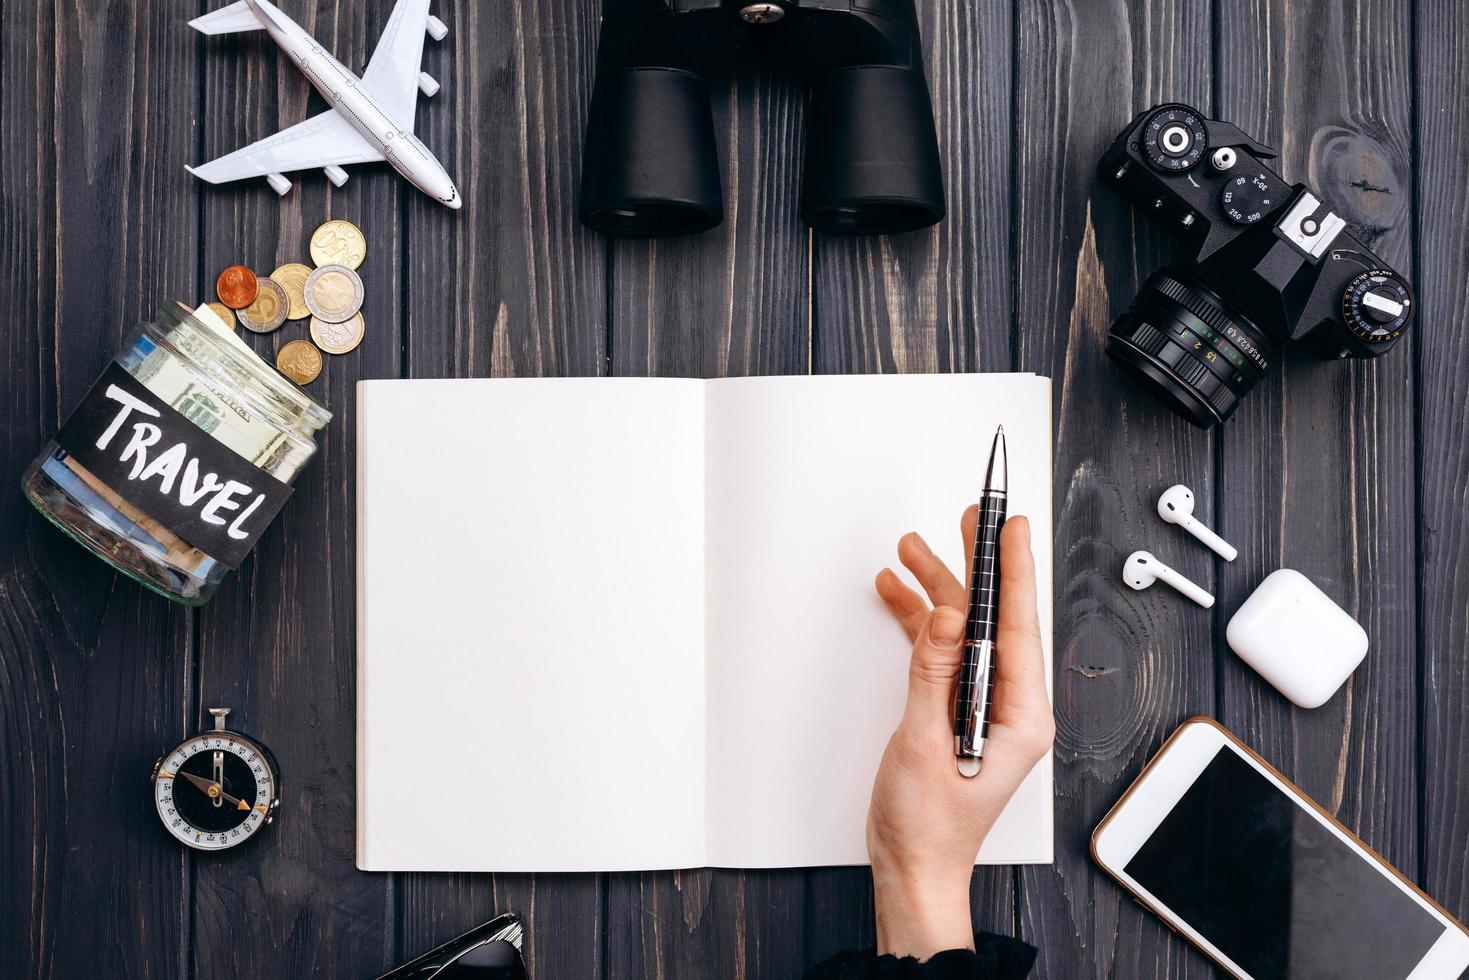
[983,424,1008,492]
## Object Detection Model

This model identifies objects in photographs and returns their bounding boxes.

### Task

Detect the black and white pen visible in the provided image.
[955,425,1007,777]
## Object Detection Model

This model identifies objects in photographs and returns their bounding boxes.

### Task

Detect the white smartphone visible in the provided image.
[1092,717,1469,980]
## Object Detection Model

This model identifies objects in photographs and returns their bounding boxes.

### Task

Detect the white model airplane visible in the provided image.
[187,0,460,208]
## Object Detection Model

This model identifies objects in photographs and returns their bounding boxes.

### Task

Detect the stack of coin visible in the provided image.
[205,218,370,388]
[305,219,367,357]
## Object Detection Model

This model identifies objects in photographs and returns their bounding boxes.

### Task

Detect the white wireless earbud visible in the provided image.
[1157,485,1237,561]
[1123,550,1215,608]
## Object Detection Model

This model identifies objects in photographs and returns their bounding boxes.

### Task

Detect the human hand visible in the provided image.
[867,510,1054,958]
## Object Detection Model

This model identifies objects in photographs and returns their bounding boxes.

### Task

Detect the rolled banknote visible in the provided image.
[122,305,315,481]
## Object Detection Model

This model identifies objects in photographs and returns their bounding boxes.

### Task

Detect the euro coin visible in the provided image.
[309,312,365,355]
[304,264,364,323]
[216,264,258,309]
[276,340,322,385]
[237,277,289,333]
[309,219,367,270]
[204,301,238,330]
[270,262,313,320]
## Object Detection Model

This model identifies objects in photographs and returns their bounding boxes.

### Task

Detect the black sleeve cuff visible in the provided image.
[803,932,1037,980]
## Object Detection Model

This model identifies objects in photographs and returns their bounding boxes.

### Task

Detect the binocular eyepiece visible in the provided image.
[579,1,945,238]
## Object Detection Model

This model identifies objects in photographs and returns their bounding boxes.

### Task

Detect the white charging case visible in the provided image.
[1225,569,1368,709]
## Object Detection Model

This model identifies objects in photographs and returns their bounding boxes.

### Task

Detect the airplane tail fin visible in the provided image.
[188,1,263,36]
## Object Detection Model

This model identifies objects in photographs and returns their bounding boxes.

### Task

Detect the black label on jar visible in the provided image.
[54,362,295,569]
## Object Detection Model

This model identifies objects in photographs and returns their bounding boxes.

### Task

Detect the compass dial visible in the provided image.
[153,728,277,850]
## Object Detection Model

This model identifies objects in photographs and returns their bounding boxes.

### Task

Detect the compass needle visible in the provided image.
[150,707,278,851]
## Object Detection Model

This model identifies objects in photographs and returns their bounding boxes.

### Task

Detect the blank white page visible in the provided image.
[357,379,708,872]
[703,374,1054,867]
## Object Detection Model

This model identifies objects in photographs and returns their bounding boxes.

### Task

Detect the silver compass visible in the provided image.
[150,708,280,851]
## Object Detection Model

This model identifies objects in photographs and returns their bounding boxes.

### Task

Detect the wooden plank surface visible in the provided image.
[1213,0,1422,912]
[192,3,398,976]
[1414,0,1469,933]
[2,1,1468,979]
[0,4,197,978]
[1011,0,1219,977]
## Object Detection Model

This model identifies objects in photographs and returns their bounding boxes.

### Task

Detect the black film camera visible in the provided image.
[578,0,944,238]
[1099,104,1414,428]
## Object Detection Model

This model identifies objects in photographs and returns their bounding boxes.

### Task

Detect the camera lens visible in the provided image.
[1106,268,1276,428]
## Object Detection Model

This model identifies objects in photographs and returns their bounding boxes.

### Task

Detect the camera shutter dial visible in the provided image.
[1141,107,1207,172]
[1342,270,1412,342]
[1219,172,1279,225]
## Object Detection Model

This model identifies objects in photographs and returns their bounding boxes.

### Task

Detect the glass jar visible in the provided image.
[22,302,331,604]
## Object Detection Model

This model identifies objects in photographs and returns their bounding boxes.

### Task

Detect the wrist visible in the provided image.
[871,865,973,959]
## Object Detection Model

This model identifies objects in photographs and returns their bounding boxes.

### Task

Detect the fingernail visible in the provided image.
[929,608,965,648]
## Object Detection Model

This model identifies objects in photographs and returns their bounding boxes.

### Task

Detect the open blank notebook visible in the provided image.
[357,374,1054,872]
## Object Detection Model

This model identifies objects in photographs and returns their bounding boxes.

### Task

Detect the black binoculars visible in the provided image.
[579,0,945,238]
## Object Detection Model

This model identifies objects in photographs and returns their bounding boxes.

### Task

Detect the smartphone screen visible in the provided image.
[1123,745,1444,979]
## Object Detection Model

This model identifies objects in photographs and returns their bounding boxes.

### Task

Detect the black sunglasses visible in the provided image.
[378,912,527,980]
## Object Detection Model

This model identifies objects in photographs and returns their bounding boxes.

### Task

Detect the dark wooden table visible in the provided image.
[3,1,1466,977]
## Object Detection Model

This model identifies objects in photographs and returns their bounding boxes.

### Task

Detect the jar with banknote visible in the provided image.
[22,302,331,604]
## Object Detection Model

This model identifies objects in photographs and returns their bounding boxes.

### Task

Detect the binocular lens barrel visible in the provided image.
[580,68,724,238]
[580,62,945,238]
[801,66,945,235]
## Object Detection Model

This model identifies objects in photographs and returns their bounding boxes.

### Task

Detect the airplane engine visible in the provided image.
[265,172,292,196]
[323,165,349,187]
[418,72,440,97]
[426,14,448,41]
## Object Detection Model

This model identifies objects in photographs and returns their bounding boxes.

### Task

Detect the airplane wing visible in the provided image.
[187,109,385,184]
[360,0,432,132]
[188,1,265,35]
